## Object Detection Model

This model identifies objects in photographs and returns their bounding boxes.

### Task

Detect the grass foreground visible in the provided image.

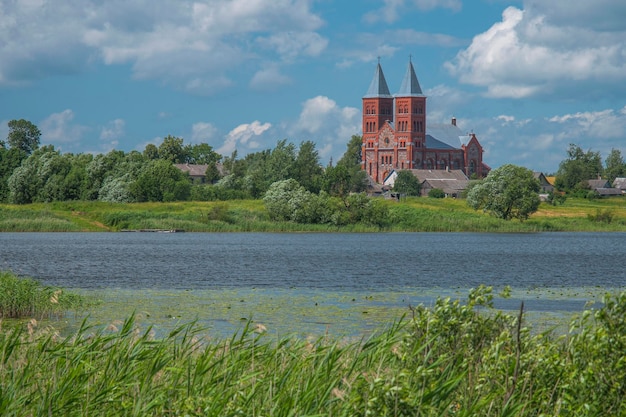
[1,286,625,416]
[1,196,626,232]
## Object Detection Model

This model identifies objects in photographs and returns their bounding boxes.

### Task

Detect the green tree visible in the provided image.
[143,143,159,160]
[158,135,188,163]
[393,171,421,196]
[187,143,221,165]
[604,148,625,184]
[293,140,323,193]
[131,159,191,202]
[323,135,367,197]
[7,119,41,155]
[467,164,540,221]
[0,147,28,202]
[555,144,603,192]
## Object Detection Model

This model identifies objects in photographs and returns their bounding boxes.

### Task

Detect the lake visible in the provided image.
[1,232,624,337]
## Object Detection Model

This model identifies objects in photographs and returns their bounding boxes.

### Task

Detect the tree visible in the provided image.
[393,170,421,196]
[467,164,540,221]
[187,143,221,165]
[158,135,187,163]
[143,143,159,160]
[293,140,323,193]
[554,144,603,192]
[604,148,625,184]
[131,159,191,202]
[7,119,41,154]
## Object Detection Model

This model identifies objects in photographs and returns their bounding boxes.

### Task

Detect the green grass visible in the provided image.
[1,286,625,416]
[1,196,626,232]
[0,271,94,319]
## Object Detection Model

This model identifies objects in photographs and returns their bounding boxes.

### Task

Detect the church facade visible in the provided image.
[361,60,488,184]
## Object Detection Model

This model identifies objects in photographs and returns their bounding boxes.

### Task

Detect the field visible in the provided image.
[0,196,625,232]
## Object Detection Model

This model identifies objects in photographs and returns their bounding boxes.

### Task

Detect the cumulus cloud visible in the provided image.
[217,121,272,155]
[0,0,326,93]
[40,110,89,145]
[445,4,626,99]
[292,96,360,160]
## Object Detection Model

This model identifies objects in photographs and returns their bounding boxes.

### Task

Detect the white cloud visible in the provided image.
[217,121,272,155]
[445,5,626,98]
[256,32,328,61]
[40,110,89,145]
[548,109,626,140]
[100,119,125,140]
[292,96,360,160]
[191,122,218,142]
[363,0,461,24]
[0,0,325,93]
[250,66,292,91]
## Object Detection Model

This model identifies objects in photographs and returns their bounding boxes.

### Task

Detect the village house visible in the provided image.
[361,59,489,185]
[383,169,469,198]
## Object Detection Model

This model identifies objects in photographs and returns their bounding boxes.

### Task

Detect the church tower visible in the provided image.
[361,61,393,175]
[394,58,426,168]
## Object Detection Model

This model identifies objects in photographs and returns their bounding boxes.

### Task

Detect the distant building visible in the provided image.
[174,163,224,184]
[533,172,554,193]
[361,59,489,184]
[384,169,469,198]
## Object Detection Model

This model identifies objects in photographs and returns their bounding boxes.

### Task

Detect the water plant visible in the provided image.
[0,271,91,319]
[1,286,625,415]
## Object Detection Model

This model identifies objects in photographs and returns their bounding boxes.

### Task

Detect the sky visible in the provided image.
[1,0,626,174]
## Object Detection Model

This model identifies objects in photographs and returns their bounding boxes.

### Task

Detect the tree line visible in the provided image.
[0,119,370,204]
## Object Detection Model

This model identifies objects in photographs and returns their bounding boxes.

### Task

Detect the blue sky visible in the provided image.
[1,0,626,174]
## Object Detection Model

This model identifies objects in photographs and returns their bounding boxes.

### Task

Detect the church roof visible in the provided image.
[364,62,392,98]
[426,123,469,149]
[395,60,424,97]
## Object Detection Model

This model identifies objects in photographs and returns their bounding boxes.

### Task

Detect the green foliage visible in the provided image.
[545,190,566,205]
[6,119,41,154]
[0,271,91,319]
[555,144,603,192]
[428,188,445,198]
[3,286,626,415]
[587,208,614,223]
[393,170,421,196]
[604,148,626,184]
[131,159,191,202]
[158,135,187,163]
[467,164,540,221]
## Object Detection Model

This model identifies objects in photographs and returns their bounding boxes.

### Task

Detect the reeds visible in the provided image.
[0,271,90,319]
[1,286,625,416]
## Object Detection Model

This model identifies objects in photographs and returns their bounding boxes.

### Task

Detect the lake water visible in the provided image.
[1,232,625,337]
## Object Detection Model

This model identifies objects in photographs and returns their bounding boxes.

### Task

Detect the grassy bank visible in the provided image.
[1,286,624,416]
[1,197,626,232]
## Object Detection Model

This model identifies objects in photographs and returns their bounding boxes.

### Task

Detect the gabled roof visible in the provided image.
[395,60,424,97]
[613,177,626,189]
[587,179,611,190]
[364,62,392,98]
[426,123,468,149]
[408,169,469,182]
[174,164,208,177]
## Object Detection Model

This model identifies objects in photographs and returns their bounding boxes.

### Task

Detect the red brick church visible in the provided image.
[361,59,488,184]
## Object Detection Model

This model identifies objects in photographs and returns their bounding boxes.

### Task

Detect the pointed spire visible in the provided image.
[364,60,392,98]
[396,57,424,97]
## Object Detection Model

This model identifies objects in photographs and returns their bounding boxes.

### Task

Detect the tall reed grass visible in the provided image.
[1,286,625,416]
[0,271,91,319]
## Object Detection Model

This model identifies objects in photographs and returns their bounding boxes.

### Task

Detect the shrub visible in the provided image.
[428,188,445,198]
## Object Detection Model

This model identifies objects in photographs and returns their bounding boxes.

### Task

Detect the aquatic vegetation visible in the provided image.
[0,271,92,319]
[1,286,625,416]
